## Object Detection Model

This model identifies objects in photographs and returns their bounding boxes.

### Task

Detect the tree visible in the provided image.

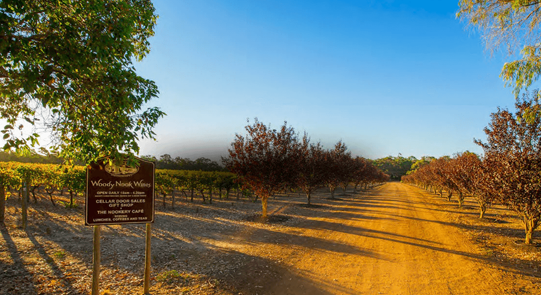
[223,119,300,218]
[448,152,482,209]
[475,94,541,244]
[374,155,416,181]
[351,157,369,192]
[296,135,328,205]
[457,1,541,95]
[407,156,435,175]
[325,141,350,199]
[0,0,164,164]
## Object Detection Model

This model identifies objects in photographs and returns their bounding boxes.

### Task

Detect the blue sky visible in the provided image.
[136,0,515,161]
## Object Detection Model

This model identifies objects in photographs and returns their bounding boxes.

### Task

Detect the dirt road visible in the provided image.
[216,182,514,294]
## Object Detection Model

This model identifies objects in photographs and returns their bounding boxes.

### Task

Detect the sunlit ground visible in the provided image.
[1,184,540,294]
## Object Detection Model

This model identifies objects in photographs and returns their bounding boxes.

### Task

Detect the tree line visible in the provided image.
[141,155,224,171]
[402,94,541,244]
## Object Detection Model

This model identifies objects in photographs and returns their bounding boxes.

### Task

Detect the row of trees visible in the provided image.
[141,155,224,171]
[223,119,389,218]
[403,95,541,244]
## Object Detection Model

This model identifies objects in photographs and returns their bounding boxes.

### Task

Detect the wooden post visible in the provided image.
[144,223,151,294]
[92,225,101,295]
[22,178,28,230]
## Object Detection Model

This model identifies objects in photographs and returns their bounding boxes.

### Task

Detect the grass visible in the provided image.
[156,270,181,283]
[53,251,66,259]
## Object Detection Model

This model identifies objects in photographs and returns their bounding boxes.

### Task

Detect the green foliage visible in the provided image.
[142,154,225,171]
[59,167,85,194]
[0,0,165,164]
[156,270,181,283]
[373,155,416,180]
[57,200,79,209]
[458,0,541,95]
[0,151,63,164]
[407,156,435,175]
[155,171,177,196]
[53,251,66,259]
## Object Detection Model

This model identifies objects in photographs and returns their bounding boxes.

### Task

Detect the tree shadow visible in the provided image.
[0,225,38,294]
[208,248,359,295]
[26,232,78,294]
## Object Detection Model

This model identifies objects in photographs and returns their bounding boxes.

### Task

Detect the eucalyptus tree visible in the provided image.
[458,1,541,95]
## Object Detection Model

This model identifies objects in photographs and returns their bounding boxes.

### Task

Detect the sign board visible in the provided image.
[85,158,155,225]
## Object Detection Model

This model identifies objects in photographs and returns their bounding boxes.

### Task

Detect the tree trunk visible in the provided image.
[0,185,5,223]
[306,191,311,205]
[209,187,213,204]
[523,217,538,244]
[330,186,335,199]
[69,191,74,207]
[457,192,464,208]
[261,196,268,218]
[190,188,194,202]
[162,192,166,208]
[479,201,486,219]
[172,190,175,209]
[447,191,453,202]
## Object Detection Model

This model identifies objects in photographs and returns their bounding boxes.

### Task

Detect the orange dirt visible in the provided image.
[212,182,539,294]
[1,182,540,294]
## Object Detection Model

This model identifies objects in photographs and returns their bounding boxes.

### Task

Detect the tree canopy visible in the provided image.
[373,155,416,181]
[223,119,301,217]
[141,154,224,171]
[0,0,164,164]
[457,0,541,95]
[475,94,541,244]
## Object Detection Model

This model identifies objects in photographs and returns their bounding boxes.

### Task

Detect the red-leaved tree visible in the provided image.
[325,141,351,199]
[296,134,328,205]
[223,119,300,218]
[475,95,541,244]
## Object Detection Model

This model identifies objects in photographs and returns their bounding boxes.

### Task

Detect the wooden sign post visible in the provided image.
[86,158,155,295]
